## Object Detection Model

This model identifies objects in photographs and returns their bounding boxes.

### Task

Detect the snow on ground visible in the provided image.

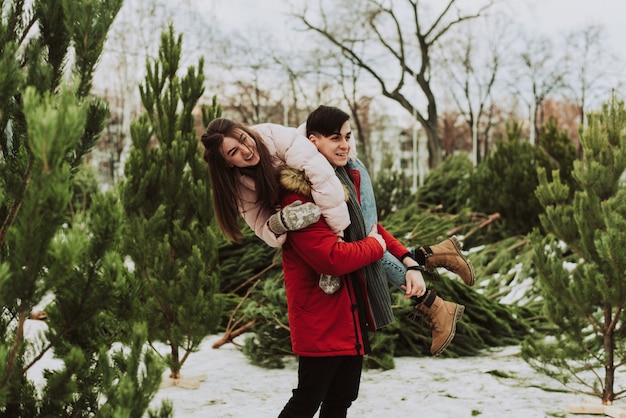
[23,319,617,418]
[150,335,611,418]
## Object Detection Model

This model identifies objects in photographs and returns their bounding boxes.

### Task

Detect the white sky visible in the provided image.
[195,0,626,118]
[520,0,626,60]
[207,0,626,64]
[94,0,625,113]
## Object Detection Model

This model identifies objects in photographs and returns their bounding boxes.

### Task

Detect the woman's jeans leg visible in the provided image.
[349,159,377,231]
[349,158,408,291]
[381,250,408,291]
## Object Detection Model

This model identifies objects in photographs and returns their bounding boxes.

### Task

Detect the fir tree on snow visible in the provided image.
[119,24,224,388]
[525,96,626,405]
[0,1,170,416]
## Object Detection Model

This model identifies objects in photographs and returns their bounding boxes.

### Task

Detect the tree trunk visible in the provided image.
[169,344,180,379]
[603,302,615,404]
[424,123,442,168]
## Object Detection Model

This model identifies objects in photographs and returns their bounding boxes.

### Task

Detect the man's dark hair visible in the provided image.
[306,105,350,137]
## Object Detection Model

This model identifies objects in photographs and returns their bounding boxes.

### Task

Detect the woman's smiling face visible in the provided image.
[221,130,260,168]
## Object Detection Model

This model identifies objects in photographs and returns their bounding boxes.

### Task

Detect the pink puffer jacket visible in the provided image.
[236,123,350,247]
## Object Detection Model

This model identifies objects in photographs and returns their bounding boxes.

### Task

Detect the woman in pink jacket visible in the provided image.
[202,120,349,247]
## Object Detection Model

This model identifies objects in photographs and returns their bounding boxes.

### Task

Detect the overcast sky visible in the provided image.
[206,0,626,64]
[96,0,623,110]
[520,0,625,59]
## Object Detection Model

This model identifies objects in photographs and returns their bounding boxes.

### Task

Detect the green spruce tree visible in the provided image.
[525,97,626,405]
[0,1,169,416]
[120,24,223,388]
[468,130,553,241]
[417,153,473,215]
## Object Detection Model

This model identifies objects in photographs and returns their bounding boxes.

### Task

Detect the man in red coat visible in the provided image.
[277,106,456,418]
[277,164,389,418]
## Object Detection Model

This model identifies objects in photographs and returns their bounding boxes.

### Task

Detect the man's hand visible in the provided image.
[367,225,386,251]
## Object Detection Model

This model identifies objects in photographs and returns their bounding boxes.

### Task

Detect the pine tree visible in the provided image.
[119,24,223,388]
[525,97,626,405]
[468,135,553,240]
[0,1,169,416]
[372,153,415,220]
[417,153,473,215]
[538,117,578,195]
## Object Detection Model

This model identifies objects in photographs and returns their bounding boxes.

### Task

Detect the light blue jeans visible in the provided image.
[348,159,408,291]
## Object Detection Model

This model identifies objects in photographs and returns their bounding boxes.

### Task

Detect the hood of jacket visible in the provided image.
[279,166,349,202]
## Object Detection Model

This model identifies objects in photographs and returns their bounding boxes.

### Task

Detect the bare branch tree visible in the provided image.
[293,0,496,168]
[437,15,514,165]
[563,24,624,129]
[509,34,569,146]
[203,26,309,124]
[94,0,171,185]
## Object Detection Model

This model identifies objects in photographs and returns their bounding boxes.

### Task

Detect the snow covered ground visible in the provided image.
[149,334,612,418]
[24,318,619,417]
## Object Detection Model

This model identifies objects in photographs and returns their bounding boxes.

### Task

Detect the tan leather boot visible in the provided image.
[413,290,465,356]
[419,236,475,286]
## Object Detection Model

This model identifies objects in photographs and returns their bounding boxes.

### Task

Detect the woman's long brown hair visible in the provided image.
[201,118,280,242]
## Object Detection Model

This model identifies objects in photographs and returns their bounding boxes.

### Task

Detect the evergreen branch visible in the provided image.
[213,279,261,349]
[231,259,279,294]
[211,319,256,350]
[535,356,601,396]
[607,304,623,337]
[579,307,603,336]
[139,262,171,324]
[582,344,603,365]
[0,160,31,247]
[21,254,114,374]
[562,362,602,396]
[17,9,37,47]
[21,260,109,375]
[22,305,102,374]
[272,314,290,332]
[178,346,192,369]
[21,339,54,375]
[0,311,26,390]
[460,212,501,239]
[147,340,166,362]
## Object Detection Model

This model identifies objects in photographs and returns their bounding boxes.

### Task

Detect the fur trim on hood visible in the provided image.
[279,167,349,202]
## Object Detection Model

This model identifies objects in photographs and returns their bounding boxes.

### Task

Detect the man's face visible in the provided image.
[309,121,351,168]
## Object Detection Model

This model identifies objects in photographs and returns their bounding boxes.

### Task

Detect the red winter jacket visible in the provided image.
[279,167,407,357]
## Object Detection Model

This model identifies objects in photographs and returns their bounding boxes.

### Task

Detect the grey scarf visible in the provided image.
[336,166,394,330]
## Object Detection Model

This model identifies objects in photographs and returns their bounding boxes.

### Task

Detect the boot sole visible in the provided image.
[449,236,476,286]
[432,304,465,357]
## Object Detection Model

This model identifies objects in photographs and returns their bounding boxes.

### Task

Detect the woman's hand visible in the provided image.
[268,200,321,234]
[402,268,426,299]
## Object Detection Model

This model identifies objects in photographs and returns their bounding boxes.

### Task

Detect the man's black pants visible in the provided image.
[278,355,363,418]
